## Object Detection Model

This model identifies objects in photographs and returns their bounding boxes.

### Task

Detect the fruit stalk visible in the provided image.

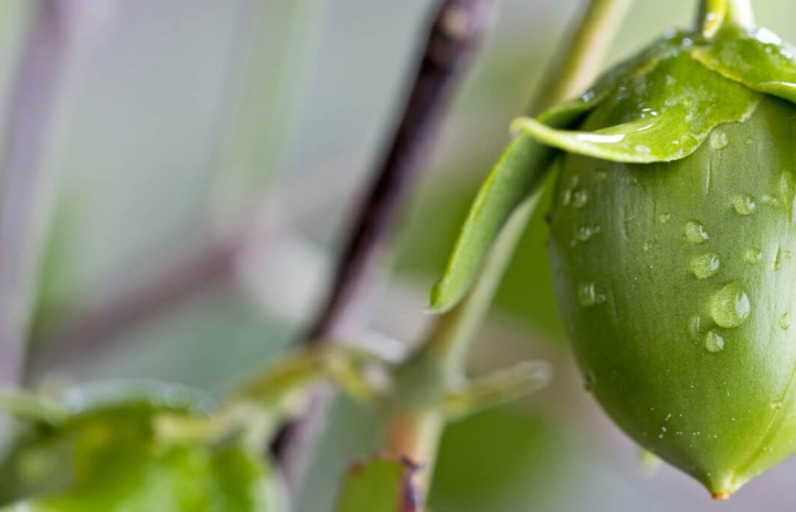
[384,0,633,497]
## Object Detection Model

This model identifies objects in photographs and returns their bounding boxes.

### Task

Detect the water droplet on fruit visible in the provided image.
[710,130,728,149]
[775,247,783,271]
[780,312,791,331]
[743,248,762,265]
[710,282,751,328]
[635,144,651,155]
[578,282,605,307]
[689,316,702,341]
[658,213,671,223]
[732,195,756,215]
[561,189,572,206]
[704,331,725,353]
[689,253,720,279]
[683,221,709,243]
[573,189,589,208]
[780,172,796,220]
[575,225,600,242]
[762,194,780,208]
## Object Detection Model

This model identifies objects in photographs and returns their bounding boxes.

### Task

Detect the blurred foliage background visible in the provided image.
[4,0,796,510]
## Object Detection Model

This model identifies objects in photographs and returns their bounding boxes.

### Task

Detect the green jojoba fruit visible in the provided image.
[510,11,796,499]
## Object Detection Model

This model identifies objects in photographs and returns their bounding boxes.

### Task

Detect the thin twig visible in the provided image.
[0,0,112,387]
[272,0,500,493]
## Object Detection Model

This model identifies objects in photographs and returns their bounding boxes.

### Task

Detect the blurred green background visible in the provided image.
[4,0,796,510]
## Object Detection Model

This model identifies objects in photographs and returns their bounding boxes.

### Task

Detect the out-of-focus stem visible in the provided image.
[0,0,113,387]
[385,0,634,495]
[530,0,633,115]
[697,0,754,37]
[25,0,323,381]
[211,0,326,222]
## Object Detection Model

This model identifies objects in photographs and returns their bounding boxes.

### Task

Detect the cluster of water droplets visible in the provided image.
[578,282,606,307]
[678,162,796,352]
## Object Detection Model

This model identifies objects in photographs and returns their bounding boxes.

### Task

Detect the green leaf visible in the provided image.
[428,113,576,312]
[692,26,796,103]
[0,445,283,511]
[335,457,419,512]
[427,35,690,313]
[513,51,761,163]
[0,383,286,511]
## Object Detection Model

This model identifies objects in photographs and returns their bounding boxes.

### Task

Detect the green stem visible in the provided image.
[531,0,634,115]
[726,0,755,28]
[698,0,755,38]
[385,0,634,493]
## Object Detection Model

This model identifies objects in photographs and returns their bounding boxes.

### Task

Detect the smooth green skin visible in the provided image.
[335,458,416,512]
[550,96,796,495]
[434,22,796,497]
[534,27,796,496]
[0,387,283,511]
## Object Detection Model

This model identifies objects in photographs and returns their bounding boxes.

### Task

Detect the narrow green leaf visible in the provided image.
[429,122,564,312]
[335,457,419,512]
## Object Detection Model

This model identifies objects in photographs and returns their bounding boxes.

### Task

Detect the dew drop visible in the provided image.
[743,248,762,265]
[780,312,791,331]
[689,315,702,341]
[689,253,720,279]
[710,282,751,328]
[561,189,572,206]
[658,213,671,224]
[762,194,780,208]
[732,195,756,215]
[635,144,651,155]
[683,221,709,243]
[573,189,589,209]
[578,282,605,307]
[643,241,653,253]
[780,171,796,220]
[575,225,600,242]
[704,330,725,353]
[710,130,728,150]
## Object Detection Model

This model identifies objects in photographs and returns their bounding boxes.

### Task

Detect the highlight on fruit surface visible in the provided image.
[511,1,796,499]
